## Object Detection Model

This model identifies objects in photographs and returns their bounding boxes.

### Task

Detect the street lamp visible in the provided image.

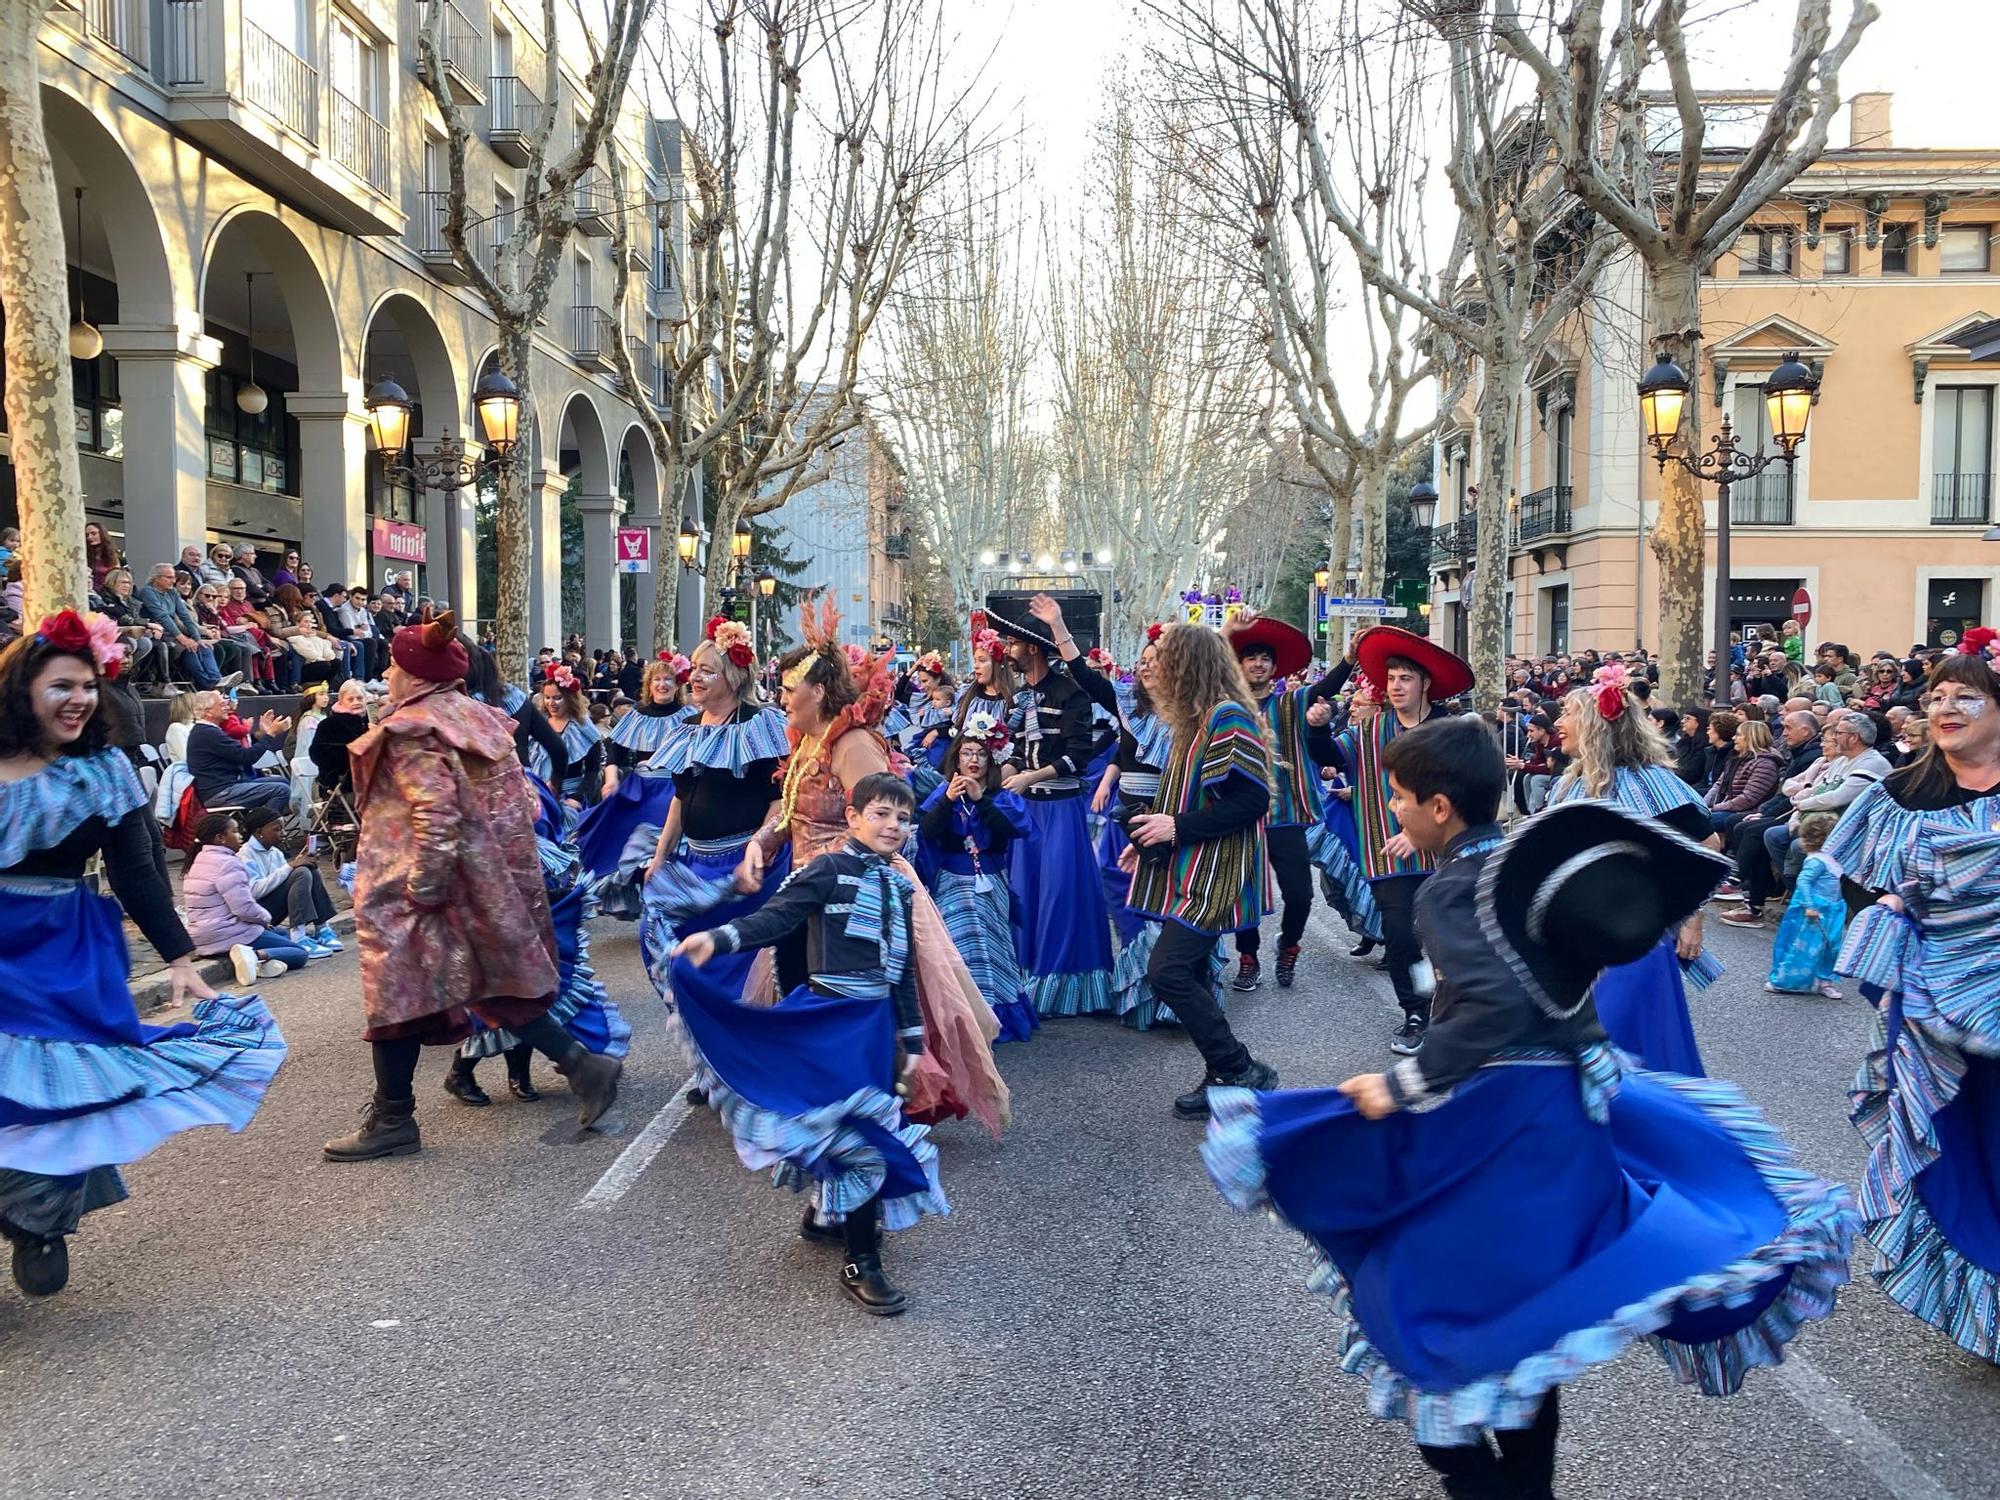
[731,521,753,566]
[1407,478,1439,531]
[756,570,777,599]
[676,524,700,568]
[1638,348,1819,704]
[472,367,521,452]
[1313,562,1331,593]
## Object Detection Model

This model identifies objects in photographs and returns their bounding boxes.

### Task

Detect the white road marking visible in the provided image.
[576,1075,699,1210]
[1772,1357,1959,1500]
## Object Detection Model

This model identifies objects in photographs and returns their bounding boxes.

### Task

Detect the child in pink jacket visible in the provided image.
[182,813,313,987]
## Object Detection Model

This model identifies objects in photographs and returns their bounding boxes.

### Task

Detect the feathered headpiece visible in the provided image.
[1592,661,1630,721]
[35,608,125,679]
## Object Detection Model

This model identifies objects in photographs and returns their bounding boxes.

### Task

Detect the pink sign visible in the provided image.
[371,518,427,563]
[616,527,652,573]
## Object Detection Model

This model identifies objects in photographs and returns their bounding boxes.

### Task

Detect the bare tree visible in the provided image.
[1492,0,1876,704]
[610,0,978,630]
[418,0,651,683]
[1047,87,1277,657]
[0,2,87,617]
[873,152,1050,625]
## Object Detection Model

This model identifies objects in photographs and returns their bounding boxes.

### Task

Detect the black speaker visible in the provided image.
[984,589,1103,653]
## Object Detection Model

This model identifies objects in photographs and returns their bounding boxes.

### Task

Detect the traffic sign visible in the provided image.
[615,527,651,574]
[1791,587,1812,627]
[1326,601,1393,618]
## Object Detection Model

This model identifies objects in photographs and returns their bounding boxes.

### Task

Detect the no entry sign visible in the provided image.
[1791,587,1812,628]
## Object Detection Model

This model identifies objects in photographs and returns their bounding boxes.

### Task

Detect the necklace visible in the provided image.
[777,727,832,830]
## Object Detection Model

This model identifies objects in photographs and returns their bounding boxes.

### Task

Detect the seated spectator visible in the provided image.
[271,548,301,590]
[1704,716,1783,834]
[186,689,293,817]
[85,521,121,594]
[191,580,251,683]
[0,524,17,564]
[182,813,313,985]
[174,544,209,587]
[344,587,387,679]
[97,566,167,686]
[309,678,371,796]
[315,583,362,678]
[217,576,279,688]
[232,543,272,605]
[136,562,230,689]
[237,806,342,957]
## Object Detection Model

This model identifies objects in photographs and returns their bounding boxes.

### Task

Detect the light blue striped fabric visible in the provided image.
[0,750,146,868]
[647,706,790,777]
[607,706,691,756]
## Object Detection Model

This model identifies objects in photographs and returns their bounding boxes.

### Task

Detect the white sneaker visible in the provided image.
[257,958,290,980]
[229,944,259,988]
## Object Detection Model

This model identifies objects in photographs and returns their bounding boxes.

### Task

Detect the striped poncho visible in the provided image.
[1333,707,1449,881]
[1127,701,1272,935]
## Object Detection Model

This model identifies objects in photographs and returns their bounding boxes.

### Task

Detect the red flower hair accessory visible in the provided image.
[658,650,693,682]
[1144,622,1165,646]
[544,663,581,692]
[1592,661,1629,721]
[35,608,125,679]
[1086,647,1116,673]
[708,617,754,668]
[915,650,946,677]
[1961,625,1998,659]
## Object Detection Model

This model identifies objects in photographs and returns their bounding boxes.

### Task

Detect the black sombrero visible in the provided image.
[983,597,1061,652]
[1477,799,1731,1019]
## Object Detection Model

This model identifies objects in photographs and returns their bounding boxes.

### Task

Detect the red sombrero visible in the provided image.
[1356,625,1474,702]
[1227,616,1313,680]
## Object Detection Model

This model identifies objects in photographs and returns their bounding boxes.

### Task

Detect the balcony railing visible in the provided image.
[162,0,204,86]
[626,337,668,405]
[82,0,147,62]
[1517,484,1572,543]
[1429,515,1477,568]
[572,168,615,235]
[486,75,543,166]
[417,0,487,104]
[327,86,388,194]
[570,306,617,365]
[241,16,317,143]
[1932,471,1993,525]
[1728,472,1794,526]
[885,531,911,559]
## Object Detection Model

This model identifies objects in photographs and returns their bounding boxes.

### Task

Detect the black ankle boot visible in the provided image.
[505,1043,540,1102]
[800,1203,843,1246]
[838,1201,907,1316]
[443,1057,491,1107]
[5,1226,69,1298]
[1350,937,1377,958]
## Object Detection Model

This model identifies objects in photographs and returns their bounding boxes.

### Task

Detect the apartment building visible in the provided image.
[765,416,910,648]
[1426,92,2000,662]
[16,0,696,651]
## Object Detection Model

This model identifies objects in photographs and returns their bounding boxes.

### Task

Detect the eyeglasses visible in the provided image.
[1920,693,1991,716]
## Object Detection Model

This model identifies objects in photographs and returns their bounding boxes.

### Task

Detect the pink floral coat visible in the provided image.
[348,683,557,1033]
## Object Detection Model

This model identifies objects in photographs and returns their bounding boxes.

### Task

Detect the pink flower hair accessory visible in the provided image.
[1592,661,1629,721]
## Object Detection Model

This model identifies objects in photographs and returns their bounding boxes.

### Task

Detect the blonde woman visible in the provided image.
[1120,622,1280,1118]
[578,653,693,887]
[1548,663,1720,1075]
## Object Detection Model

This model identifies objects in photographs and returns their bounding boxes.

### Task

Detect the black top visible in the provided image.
[187,721,284,802]
[617,660,643,696]
[919,792,1020,858]
[1172,769,1270,845]
[674,706,782,842]
[309,708,369,794]
[710,845,923,1052]
[512,700,568,790]
[1389,823,1608,1108]
[605,701,683,770]
[5,809,191,962]
[1012,664,1095,788]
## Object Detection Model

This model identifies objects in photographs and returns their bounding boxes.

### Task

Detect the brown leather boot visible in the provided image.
[554,1049,621,1129]
[323,1095,421,1162]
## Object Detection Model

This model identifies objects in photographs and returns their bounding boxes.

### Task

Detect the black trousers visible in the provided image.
[1236,824,1311,956]
[1418,1388,1559,1500]
[370,1015,578,1105]
[1146,921,1251,1076]
[1372,873,1429,1020]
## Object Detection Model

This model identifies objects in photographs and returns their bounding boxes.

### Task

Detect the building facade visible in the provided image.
[1427,92,2000,663]
[765,416,909,648]
[19,0,699,652]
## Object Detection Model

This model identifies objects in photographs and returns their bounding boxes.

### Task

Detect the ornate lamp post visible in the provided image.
[1639,349,1818,702]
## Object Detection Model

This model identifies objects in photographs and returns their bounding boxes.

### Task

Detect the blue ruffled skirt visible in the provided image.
[639,835,792,1015]
[0,881,287,1235]
[1109,920,1228,1031]
[1843,904,2000,1362]
[573,770,675,884]
[1097,817,1146,948]
[1008,794,1114,1017]
[668,966,948,1228]
[932,867,1037,1043]
[462,857,631,1061]
[1309,801,1383,942]
[1203,1051,1856,1446]
[1591,934,1707,1077]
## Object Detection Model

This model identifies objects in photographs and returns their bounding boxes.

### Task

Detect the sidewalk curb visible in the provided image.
[133,910,358,1016]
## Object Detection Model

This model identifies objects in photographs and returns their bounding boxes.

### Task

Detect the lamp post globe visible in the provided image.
[1407,478,1439,531]
[472,367,522,455]
[364,375,414,457]
[1763,351,1818,456]
[676,524,700,567]
[731,521,753,565]
[1637,353,1691,462]
[1313,563,1331,593]
[756,570,777,599]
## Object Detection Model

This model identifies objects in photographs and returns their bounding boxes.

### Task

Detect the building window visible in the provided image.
[328,11,382,117]
[1551,403,1572,491]
[1731,383,1797,524]
[1932,385,1994,524]
[494,183,516,246]
[1820,227,1852,275]
[1737,227,1793,276]
[1941,224,1991,274]
[1928,579,1988,648]
[1881,223,1912,274]
[1543,585,1569,655]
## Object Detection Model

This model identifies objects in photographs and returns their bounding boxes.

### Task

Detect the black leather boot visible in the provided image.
[505,1043,541,1102]
[323,1094,421,1161]
[800,1203,843,1246]
[443,1057,491,1107]
[4,1226,69,1297]
[838,1200,907,1316]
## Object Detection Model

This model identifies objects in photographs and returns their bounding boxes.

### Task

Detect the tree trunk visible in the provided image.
[702,486,739,621]
[650,456,686,651]
[492,326,536,688]
[1470,352,1524,716]
[1646,260,1707,708]
[1326,484,1353,659]
[0,5,87,619]
[1352,461,1389,600]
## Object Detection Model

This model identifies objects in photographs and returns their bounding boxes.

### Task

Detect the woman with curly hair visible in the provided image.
[1547,664,1721,1075]
[0,611,286,1296]
[527,662,601,808]
[1120,621,1279,1118]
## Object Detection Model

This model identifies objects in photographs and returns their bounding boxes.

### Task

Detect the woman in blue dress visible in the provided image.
[637,623,793,1018]
[898,653,956,799]
[0,611,287,1297]
[950,620,1020,752]
[525,663,602,811]
[917,730,1038,1042]
[1826,650,2000,1364]
[1544,664,1721,1075]
[574,653,691,888]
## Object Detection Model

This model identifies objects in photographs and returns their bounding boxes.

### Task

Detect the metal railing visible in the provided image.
[162,0,204,84]
[1728,471,1794,525]
[1517,484,1573,542]
[1429,515,1478,567]
[83,0,147,62]
[487,74,544,137]
[1932,471,1993,525]
[884,531,911,559]
[327,86,388,193]
[570,306,612,361]
[421,0,488,85]
[412,189,493,262]
[572,168,614,224]
[241,16,317,143]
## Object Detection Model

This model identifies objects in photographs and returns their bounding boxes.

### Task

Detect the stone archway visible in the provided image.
[361,292,463,603]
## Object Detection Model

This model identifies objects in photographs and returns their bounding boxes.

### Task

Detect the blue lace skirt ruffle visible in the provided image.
[1308,805,1383,942]
[1110,920,1227,1031]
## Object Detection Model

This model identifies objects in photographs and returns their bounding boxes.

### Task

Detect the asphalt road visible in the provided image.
[1,906,1995,1500]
